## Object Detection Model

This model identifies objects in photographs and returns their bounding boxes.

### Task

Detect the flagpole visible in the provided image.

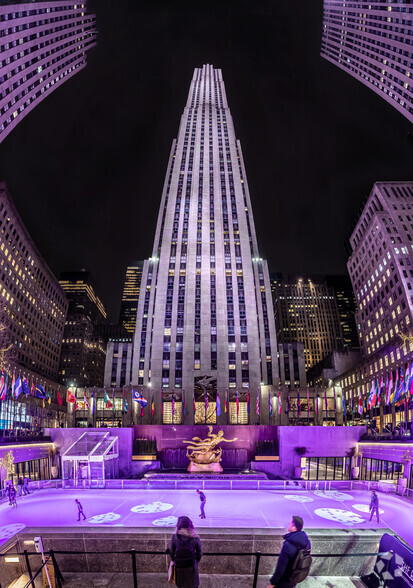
[112,388,115,428]
[307,388,310,426]
[287,388,290,426]
[122,387,125,428]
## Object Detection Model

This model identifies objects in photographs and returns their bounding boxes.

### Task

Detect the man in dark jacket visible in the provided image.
[369,491,380,523]
[268,516,311,588]
[196,489,206,519]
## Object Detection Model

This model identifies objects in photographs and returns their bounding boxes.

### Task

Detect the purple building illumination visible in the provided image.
[0,1,96,143]
[321,0,413,123]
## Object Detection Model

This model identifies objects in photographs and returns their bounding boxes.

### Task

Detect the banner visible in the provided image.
[375,532,413,587]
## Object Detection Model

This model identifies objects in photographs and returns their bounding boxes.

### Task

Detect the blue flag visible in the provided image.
[22,378,30,397]
[123,398,129,413]
[132,389,148,406]
[216,393,221,416]
[14,376,22,399]
[35,383,46,399]
[92,388,96,415]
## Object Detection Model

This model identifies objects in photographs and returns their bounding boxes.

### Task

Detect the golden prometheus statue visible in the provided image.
[183,425,238,473]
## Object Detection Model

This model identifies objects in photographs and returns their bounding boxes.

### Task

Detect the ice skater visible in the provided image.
[369,490,380,523]
[9,486,17,508]
[196,489,206,519]
[17,477,23,496]
[23,476,31,495]
[75,499,86,521]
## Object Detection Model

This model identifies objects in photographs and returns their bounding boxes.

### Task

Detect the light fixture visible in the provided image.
[5,557,20,563]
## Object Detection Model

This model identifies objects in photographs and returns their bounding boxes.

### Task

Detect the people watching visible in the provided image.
[169,515,202,588]
[268,516,311,588]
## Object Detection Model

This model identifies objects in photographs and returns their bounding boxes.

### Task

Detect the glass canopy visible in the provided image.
[62,432,119,486]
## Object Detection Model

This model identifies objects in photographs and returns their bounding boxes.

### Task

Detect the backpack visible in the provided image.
[289,540,312,584]
[174,535,196,569]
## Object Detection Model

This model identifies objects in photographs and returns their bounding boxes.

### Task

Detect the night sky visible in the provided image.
[0,0,412,321]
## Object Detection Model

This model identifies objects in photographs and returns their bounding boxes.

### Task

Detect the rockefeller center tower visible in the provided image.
[132,65,278,424]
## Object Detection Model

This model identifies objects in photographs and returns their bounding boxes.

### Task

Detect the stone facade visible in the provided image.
[132,65,278,424]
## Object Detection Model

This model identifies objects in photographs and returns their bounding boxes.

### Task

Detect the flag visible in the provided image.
[0,369,5,401]
[368,380,376,410]
[324,388,328,414]
[307,388,310,419]
[4,371,10,401]
[83,390,90,409]
[92,388,96,414]
[132,389,148,406]
[387,372,393,405]
[11,370,15,398]
[278,391,282,415]
[67,389,76,403]
[216,392,221,416]
[172,395,175,416]
[205,392,208,414]
[123,397,129,413]
[297,390,301,417]
[351,389,354,415]
[151,390,155,416]
[333,387,337,414]
[182,390,186,416]
[343,392,346,419]
[42,398,45,409]
[269,391,272,417]
[104,389,113,409]
[236,388,239,415]
[378,375,384,405]
[161,390,164,415]
[315,388,318,416]
[247,390,250,415]
[31,379,35,397]
[192,391,196,414]
[358,389,363,415]
[57,388,63,406]
[22,377,30,397]
[286,390,290,413]
[256,388,260,415]
[141,404,145,418]
[14,375,22,399]
[391,367,399,403]
[35,383,46,399]
[47,388,52,405]
[224,389,228,413]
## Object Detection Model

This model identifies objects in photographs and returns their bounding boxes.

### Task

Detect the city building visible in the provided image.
[325,275,359,349]
[0,1,97,143]
[277,342,306,388]
[104,339,133,389]
[337,182,413,429]
[0,181,68,380]
[271,273,344,370]
[132,65,279,424]
[306,348,362,388]
[321,0,413,123]
[119,261,144,334]
[59,270,107,388]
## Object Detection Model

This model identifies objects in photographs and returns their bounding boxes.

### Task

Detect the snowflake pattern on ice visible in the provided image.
[284,494,313,503]
[152,515,178,527]
[352,504,384,514]
[131,501,173,514]
[88,512,121,523]
[314,490,353,501]
[314,508,365,524]
[0,523,25,543]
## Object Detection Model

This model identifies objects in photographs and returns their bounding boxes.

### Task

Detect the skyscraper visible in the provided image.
[59,270,107,387]
[119,261,144,334]
[272,274,344,370]
[0,1,97,143]
[132,65,278,424]
[321,1,413,123]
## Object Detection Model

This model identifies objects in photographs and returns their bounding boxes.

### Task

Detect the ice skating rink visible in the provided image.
[0,487,411,547]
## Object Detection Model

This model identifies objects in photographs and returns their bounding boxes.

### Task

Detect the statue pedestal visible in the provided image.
[187,461,223,473]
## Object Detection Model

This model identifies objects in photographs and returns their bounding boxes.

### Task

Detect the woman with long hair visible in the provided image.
[169,515,202,588]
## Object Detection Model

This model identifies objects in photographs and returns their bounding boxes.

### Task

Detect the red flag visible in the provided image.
[83,390,90,408]
[57,389,63,406]
[278,391,282,415]
[236,388,239,415]
[31,379,36,396]
[66,389,76,403]
[193,391,196,413]
[256,388,260,415]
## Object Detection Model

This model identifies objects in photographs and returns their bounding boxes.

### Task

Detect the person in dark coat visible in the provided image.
[369,491,380,523]
[268,516,311,588]
[17,477,23,496]
[169,516,202,588]
[75,499,86,521]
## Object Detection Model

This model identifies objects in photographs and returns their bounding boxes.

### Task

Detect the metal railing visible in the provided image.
[0,549,384,588]
[1,477,412,501]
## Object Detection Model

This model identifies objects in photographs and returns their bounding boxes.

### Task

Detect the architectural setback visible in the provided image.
[119,261,144,334]
[132,65,279,424]
[321,0,413,123]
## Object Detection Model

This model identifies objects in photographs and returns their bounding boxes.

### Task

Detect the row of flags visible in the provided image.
[0,369,54,408]
[362,361,413,412]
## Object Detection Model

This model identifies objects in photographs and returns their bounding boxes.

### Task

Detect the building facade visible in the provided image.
[0,1,96,143]
[337,182,413,430]
[325,275,359,349]
[132,65,279,424]
[104,340,133,388]
[119,261,143,334]
[59,270,106,388]
[277,342,306,388]
[272,274,344,370]
[0,181,68,380]
[321,0,413,123]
